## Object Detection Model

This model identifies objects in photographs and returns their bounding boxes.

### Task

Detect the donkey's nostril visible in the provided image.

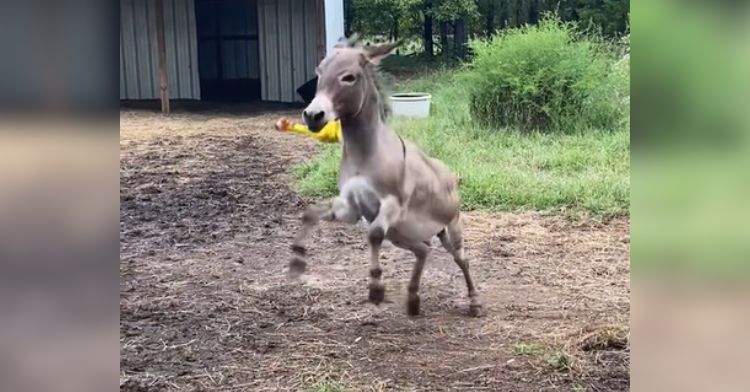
[303,110,324,123]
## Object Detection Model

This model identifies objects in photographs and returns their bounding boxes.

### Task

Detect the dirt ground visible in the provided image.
[120,107,630,392]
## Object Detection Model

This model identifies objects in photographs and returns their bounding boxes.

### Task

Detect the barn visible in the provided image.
[119,0,344,111]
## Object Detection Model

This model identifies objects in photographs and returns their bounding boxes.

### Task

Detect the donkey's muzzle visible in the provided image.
[302,109,326,133]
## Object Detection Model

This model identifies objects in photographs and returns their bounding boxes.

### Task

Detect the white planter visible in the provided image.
[390,93,431,118]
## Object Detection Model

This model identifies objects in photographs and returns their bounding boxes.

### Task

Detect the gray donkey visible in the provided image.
[289,39,481,317]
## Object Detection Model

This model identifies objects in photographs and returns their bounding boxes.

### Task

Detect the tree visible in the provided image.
[575,0,629,36]
[550,0,630,36]
[434,0,479,58]
[350,0,406,41]
[423,0,434,56]
[481,0,495,37]
[439,20,450,56]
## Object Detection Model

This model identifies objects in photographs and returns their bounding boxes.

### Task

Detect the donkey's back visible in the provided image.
[387,141,461,243]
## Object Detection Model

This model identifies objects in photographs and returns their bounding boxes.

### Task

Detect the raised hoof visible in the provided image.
[288,257,306,278]
[407,295,420,317]
[468,303,483,318]
[368,284,385,305]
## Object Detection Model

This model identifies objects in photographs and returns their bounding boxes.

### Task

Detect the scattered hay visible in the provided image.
[120,109,630,391]
[580,325,629,351]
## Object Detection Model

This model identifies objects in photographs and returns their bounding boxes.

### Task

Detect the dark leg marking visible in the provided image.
[289,256,307,278]
[368,283,385,304]
[469,302,483,317]
[368,226,385,244]
[367,226,386,305]
[290,244,306,256]
[367,287,385,305]
[407,292,420,317]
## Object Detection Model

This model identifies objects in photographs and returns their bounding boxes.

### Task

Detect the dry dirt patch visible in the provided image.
[120,109,629,391]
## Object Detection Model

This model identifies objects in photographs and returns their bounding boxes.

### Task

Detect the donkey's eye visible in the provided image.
[340,74,356,83]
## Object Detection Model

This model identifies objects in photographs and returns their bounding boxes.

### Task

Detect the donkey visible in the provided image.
[289,39,482,317]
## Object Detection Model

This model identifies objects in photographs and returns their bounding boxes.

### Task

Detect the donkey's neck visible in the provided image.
[340,91,397,162]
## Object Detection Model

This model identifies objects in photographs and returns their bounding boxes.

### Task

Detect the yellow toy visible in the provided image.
[275,117,342,143]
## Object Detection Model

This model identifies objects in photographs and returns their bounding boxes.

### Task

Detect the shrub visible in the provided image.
[465,16,625,132]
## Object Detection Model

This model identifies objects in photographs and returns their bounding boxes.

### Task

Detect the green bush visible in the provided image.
[465,16,625,132]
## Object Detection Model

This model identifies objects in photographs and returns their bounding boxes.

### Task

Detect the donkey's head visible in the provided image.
[302,38,399,132]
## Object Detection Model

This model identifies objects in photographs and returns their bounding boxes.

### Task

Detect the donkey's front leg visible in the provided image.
[290,197,356,278]
[367,196,401,304]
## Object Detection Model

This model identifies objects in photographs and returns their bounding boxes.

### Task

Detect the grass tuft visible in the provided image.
[580,325,629,351]
[545,351,572,371]
[572,383,587,392]
[307,380,348,392]
[513,342,542,356]
[513,341,574,372]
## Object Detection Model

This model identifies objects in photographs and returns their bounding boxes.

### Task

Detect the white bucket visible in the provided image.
[390,93,431,118]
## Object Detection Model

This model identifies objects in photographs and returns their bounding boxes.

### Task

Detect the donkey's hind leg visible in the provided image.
[404,241,431,316]
[290,197,356,278]
[438,215,482,317]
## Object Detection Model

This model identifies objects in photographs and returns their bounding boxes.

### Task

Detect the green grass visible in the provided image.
[513,342,573,372]
[307,381,348,392]
[513,342,543,355]
[545,351,572,371]
[293,67,629,216]
[572,383,587,392]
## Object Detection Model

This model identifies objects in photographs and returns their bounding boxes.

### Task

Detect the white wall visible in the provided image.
[323,0,344,56]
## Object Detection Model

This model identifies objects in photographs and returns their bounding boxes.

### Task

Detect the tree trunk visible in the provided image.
[453,18,467,59]
[508,0,518,27]
[515,0,525,26]
[439,21,449,56]
[529,0,540,24]
[423,0,434,56]
[344,0,354,36]
[393,14,399,43]
[485,0,495,37]
[498,2,507,29]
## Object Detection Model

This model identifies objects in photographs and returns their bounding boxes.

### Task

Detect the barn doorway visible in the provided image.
[195,0,261,101]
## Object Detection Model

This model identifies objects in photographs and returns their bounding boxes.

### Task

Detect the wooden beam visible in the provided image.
[155,0,170,113]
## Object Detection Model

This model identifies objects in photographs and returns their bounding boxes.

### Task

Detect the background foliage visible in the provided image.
[345,0,629,57]
[296,1,631,215]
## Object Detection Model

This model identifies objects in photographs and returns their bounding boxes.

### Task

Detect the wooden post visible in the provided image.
[155,0,170,113]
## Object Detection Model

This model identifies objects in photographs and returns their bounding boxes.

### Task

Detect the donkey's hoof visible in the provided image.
[468,303,483,318]
[288,257,307,278]
[407,295,420,317]
[368,284,385,305]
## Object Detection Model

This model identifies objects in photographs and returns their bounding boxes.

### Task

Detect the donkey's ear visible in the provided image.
[336,32,360,48]
[365,41,401,65]
[347,33,361,46]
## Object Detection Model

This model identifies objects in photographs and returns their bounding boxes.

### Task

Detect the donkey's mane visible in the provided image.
[336,34,393,121]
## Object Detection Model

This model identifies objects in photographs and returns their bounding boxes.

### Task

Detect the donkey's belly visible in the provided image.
[389,217,444,243]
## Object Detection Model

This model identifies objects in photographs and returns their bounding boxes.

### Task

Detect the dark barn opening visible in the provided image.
[195,0,260,101]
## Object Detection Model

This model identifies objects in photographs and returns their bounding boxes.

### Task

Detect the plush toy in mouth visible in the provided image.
[274,117,342,144]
